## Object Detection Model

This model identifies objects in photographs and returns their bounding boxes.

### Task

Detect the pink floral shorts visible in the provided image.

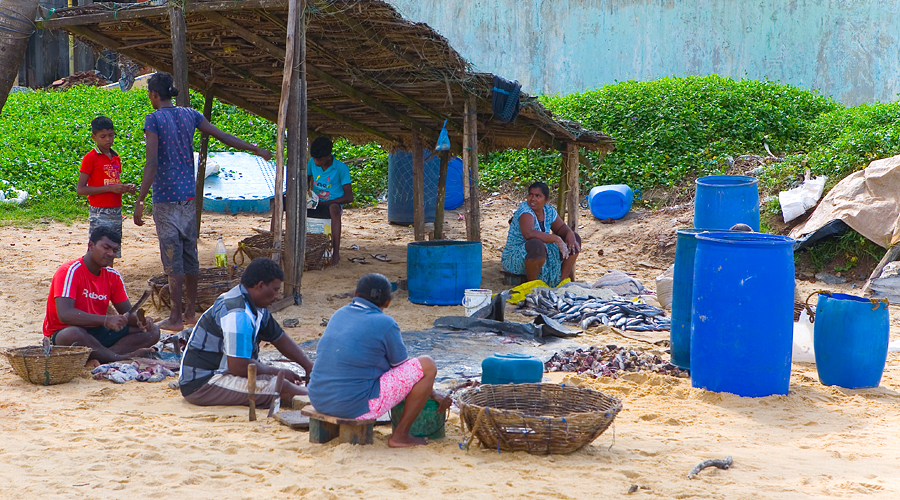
[356,358,424,420]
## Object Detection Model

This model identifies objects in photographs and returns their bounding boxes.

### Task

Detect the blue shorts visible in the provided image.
[51,324,131,348]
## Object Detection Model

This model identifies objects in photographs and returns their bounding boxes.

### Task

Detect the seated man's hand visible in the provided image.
[281,368,304,385]
[104,314,128,331]
[432,390,452,413]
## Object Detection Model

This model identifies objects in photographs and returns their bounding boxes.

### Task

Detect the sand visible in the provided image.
[1,197,899,499]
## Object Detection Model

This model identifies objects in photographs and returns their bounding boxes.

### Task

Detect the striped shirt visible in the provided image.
[178,284,284,396]
[43,258,129,336]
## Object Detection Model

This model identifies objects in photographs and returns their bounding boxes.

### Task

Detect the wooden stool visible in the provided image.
[301,405,375,445]
[502,270,527,286]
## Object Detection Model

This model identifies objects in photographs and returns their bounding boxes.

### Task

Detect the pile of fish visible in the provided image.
[545,345,688,378]
[516,289,671,331]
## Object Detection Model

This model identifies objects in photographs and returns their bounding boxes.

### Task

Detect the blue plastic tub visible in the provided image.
[670,228,707,370]
[387,150,464,224]
[588,184,634,220]
[407,241,482,305]
[694,175,760,231]
[690,232,795,397]
[481,353,543,384]
[814,293,889,389]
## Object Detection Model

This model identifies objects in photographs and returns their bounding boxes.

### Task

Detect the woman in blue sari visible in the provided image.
[501,182,581,286]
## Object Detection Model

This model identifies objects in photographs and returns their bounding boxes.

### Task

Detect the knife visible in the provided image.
[127,290,151,315]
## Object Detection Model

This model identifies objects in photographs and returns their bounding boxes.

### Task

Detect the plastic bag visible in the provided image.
[791,310,816,363]
[779,172,826,223]
[655,264,675,309]
[505,278,571,304]
[435,120,451,151]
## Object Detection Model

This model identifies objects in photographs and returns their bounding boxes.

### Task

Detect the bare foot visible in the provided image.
[183,315,198,328]
[85,359,101,369]
[330,254,340,267]
[388,434,428,448]
[157,317,184,332]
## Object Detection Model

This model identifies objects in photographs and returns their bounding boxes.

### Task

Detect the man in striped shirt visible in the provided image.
[43,227,160,363]
[179,258,313,407]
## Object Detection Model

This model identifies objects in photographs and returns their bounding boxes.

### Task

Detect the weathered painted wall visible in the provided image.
[388,0,899,105]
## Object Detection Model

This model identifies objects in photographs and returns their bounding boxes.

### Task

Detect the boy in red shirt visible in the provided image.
[43,227,160,363]
[77,116,136,259]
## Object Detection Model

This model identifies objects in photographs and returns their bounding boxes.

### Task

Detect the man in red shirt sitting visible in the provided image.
[43,227,160,363]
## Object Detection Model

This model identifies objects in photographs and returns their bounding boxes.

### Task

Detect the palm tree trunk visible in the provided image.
[0,0,41,112]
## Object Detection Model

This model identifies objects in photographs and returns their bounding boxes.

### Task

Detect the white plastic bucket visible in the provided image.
[462,289,492,316]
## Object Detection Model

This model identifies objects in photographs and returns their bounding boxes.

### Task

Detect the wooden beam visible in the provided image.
[283,0,307,301]
[40,0,290,29]
[168,1,190,107]
[434,151,449,240]
[411,132,425,241]
[557,155,567,219]
[195,88,214,236]
[464,94,481,241]
[566,142,579,230]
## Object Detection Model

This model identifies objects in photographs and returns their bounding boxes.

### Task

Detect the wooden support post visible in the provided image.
[247,363,257,421]
[168,1,189,107]
[434,151,449,240]
[566,142,579,230]
[464,95,481,241]
[270,0,299,257]
[195,88,214,236]
[557,155,568,220]
[283,0,307,302]
[411,132,426,241]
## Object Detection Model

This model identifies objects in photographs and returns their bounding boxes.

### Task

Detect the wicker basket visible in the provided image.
[4,346,92,385]
[149,266,244,313]
[234,230,331,271]
[455,383,623,455]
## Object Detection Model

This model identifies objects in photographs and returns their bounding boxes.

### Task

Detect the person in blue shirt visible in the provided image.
[307,136,352,266]
[308,273,451,447]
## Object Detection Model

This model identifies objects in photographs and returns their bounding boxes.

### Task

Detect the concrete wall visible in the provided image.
[388,0,900,106]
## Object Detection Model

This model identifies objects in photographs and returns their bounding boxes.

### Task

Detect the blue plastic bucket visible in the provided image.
[814,293,889,389]
[481,353,544,384]
[407,241,482,305]
[694,175,760,231]
[588,184,634,220]
[387,151,464,224]
[690,232,795,397]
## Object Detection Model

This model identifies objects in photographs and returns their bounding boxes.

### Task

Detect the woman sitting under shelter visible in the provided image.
[307,273,451,447]
[501,182,582,286]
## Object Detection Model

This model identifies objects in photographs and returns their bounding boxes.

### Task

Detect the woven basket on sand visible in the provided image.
[148,266,244,313]
[4,346,92,385]
[455,383,623,455]
[234,230,331,271]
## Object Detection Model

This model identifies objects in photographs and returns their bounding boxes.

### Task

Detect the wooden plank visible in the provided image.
[465,94,481,241]
[434,151,449,240]
[301,406,377,426]
[566,142,579,230]
[338,423,374,445]
[167,2,189,108]
[269,0,297,258]
[411,132,425,241]
[274,410,310,430]
[308,417,340,443]
[40,0,290,29]
[195,88,214,236]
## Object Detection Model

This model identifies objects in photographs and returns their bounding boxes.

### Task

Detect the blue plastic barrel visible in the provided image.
[814,293,889,389]
[670,228,707,370]
[690,232,795,397]
[387,151,465,224]
[694,175,760,231]
[481,353,543,384]
[407,241,482,305]
[588,184,634,220]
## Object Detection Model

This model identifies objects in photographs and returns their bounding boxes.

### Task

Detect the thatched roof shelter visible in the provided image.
[36,0,614,301]
[38,0,614,154]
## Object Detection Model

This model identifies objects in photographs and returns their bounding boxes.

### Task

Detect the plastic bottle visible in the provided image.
[215,237,227,267]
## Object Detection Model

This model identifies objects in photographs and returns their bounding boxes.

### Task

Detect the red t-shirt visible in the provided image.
[80,148,123,207]
[43,258,129,337]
